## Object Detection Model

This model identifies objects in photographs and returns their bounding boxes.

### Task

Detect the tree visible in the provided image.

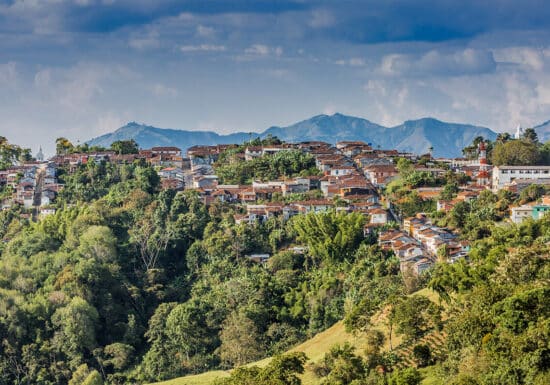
[314,343,366,384]
[522,127,539,143]
[216,352,307,385]
[495,132,511,143]
[102,343,135,370]
[52,297,99,365]
[396,158,414,175]
[220,311,265,367]
[259,352,307,385]
[292,211,365,265]
[111,140,139,155]
[0,136,29,169]
[393,295,434,342]
[491,140,541,166]
[77,225,117,263]
[412,344,431,367]
[439,182,459,200]
[56,137,75,155]
[390,367,422,385]
[81,370,103,385]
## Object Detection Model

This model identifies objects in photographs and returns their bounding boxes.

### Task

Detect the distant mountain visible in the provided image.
[534,120,550,142]
[86,122,255,151]
[86,114,498,158]
[264,114,497,157]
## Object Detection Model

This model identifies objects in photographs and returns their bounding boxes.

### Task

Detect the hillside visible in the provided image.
[149,289,445,385]
[86,114,498,158]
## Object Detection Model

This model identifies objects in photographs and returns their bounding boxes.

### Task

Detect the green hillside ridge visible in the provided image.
[149,289,445,385]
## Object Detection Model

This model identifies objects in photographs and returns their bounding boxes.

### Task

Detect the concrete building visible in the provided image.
[492,165,550,191]
[511,205,534,223]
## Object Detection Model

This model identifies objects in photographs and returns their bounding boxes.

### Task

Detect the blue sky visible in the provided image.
[2,0,550,154]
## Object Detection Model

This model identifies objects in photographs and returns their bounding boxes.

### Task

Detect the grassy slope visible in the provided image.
[148,288,443,385]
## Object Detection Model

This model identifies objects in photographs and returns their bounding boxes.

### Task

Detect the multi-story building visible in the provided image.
[492,165,550,191]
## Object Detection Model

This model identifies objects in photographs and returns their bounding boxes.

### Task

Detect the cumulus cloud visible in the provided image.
[380,49,497,77]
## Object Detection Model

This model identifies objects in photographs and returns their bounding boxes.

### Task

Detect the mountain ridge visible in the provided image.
[86,113,500,158]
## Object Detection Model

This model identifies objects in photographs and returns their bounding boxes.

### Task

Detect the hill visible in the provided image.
[149,289,445,385]
[86,122,254,152]
[86,114,498,158]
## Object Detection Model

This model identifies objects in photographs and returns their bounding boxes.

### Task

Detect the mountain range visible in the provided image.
[86,113,548,158]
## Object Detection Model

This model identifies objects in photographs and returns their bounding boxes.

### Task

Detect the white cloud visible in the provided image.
[244,44,283,57]
[179,44,226,52]
[493,46,546,71]
[196,25,215,38]
[152,83,178,97]
[129,33,160,50]
[380,49,496,77]
[34,68,51,88]
[308,8,335,28]
[336,57,365,67]
[0,62,17,88]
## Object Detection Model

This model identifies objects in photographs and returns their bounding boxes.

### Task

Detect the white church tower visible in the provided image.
[514,124,524,139]
[36,146,44,162]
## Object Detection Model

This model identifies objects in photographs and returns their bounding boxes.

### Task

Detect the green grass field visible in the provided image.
[148,288,445,385]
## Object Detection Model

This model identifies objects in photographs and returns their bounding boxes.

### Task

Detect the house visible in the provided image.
[492,165,550,191]
[330,165,356,177]
[369,208,388,224]
[291,200,333,214]
[161,178,184,191]
[40,188,57,206]
[192,175,218,189]
[151,147,181,157]
[246,254,270,264]
[364,164,398,186]
[532,204,550,220]
[245,146,263,160]
[39,208,57,218]
[159,167,185,180]
[510,205,534,223]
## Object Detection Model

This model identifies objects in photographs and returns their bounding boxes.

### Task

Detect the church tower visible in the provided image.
[477,141,490,186]
[514,124,524,139]
[36,146,44,162]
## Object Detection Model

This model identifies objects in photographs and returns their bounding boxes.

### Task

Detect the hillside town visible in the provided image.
[2,137,549,278]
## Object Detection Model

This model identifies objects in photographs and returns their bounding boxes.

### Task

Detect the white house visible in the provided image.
[492,165,550,191]
[510,205,533,223]
[369,208,388,224]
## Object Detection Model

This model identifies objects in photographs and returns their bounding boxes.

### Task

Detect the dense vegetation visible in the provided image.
[0,157,402,385]
[214,148,320,184]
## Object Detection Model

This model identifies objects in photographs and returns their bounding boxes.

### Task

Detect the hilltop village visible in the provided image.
[2,136,549,278]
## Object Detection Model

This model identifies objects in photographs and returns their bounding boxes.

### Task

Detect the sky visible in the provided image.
[2,0,550,155]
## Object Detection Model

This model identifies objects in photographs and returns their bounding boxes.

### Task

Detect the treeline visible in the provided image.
[462,130,550,166]
[214,149,320,184]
